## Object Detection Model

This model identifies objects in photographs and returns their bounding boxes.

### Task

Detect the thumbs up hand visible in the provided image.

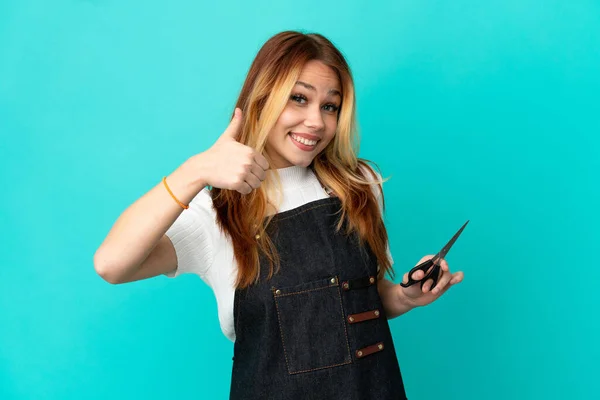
[196,108,270,195]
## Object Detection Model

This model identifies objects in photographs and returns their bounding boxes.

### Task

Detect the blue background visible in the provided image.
[1,0,598,399]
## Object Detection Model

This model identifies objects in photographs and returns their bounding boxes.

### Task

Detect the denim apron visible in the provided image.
[230,197,408,400]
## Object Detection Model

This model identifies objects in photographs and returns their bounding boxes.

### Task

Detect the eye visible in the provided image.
[323,103,339,113]
[290,93,307,104]
[290,93,339,113]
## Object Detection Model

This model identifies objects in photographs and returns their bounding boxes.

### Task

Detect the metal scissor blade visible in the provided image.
[433,220,469,263]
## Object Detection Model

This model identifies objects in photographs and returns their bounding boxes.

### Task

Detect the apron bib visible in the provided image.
[230,197,408,400]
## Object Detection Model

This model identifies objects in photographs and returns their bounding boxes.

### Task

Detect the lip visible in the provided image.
[288,132,318,152]
[290,132,321,141]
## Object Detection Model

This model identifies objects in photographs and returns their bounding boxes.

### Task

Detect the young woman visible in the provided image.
[94,30,464,400]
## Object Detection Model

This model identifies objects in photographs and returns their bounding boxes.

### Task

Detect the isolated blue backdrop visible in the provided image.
[1,0,598,399]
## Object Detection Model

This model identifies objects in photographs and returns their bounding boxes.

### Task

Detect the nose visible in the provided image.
[303,105,325,131]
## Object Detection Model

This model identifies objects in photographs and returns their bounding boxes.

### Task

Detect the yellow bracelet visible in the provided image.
[162,176,189,210]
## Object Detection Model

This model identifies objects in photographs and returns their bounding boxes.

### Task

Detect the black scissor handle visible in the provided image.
[399,259,442,290]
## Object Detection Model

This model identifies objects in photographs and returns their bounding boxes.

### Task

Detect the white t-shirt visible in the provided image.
[164,165,389,342]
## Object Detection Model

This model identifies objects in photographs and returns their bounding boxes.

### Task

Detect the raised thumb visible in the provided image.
[221,108,243,140]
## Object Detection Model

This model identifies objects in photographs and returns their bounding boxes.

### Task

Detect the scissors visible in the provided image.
[400,220,469,291]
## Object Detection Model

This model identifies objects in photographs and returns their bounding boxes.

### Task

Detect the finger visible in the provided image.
[244,172,262,190]
[432,270,452,295]
[431,272,463,298]
[449,271,464,285]
[402,270,421,284]
[411,269,425,281]
[250,163,267,181]
[439,258,449,272]
[423,264,446,293]
[221,108,243,140]
[236,181,253,195]
[254,152,270,171]
[421,278,434,293]
[231,175,253,194]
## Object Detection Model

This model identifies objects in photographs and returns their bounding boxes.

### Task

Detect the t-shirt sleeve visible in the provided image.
[164,188,218,278]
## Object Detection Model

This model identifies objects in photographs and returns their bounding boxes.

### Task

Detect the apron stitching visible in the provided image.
[273,282,337,297]
[286,359,352,375]
[336,276,353,364]
[272,292,292,374]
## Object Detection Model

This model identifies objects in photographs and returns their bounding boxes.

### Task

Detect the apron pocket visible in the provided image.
[272,276,352,374]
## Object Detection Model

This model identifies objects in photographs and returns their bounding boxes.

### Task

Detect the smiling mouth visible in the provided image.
[289,133,319,146]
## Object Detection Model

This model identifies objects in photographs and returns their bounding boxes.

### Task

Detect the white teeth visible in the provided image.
[290,133,317,146]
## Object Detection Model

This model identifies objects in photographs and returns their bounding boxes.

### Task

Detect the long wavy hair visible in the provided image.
[211,30,395,289]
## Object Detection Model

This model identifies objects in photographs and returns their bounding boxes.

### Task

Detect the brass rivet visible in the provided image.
[374,310,380,317]
[357,351,363,357]
[369,277,375,284]
[255,234,260,239]
[343,282,349,289]
[348,317,354,322]
[330,277,336,284]
[275,289,281,295]
[378,344,383,350]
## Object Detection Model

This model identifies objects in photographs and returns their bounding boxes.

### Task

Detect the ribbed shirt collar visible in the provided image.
[275,166,316,189]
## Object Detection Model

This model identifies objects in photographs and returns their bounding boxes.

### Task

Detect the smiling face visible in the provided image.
[265,60,342,169]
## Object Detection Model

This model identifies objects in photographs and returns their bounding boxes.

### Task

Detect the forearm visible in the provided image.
[94,155,206,277]
[378,278,417,319]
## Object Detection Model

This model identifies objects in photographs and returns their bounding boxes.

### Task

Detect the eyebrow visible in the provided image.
[296,81,341,98]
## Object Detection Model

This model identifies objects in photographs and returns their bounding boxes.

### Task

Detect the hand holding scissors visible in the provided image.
[400,220,469,293]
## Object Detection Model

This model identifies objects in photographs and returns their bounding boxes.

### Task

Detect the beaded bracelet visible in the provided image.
[162,176,189,210]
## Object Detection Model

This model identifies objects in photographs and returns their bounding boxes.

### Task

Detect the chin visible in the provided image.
[281,150,317,168]
[291,158,314,168]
